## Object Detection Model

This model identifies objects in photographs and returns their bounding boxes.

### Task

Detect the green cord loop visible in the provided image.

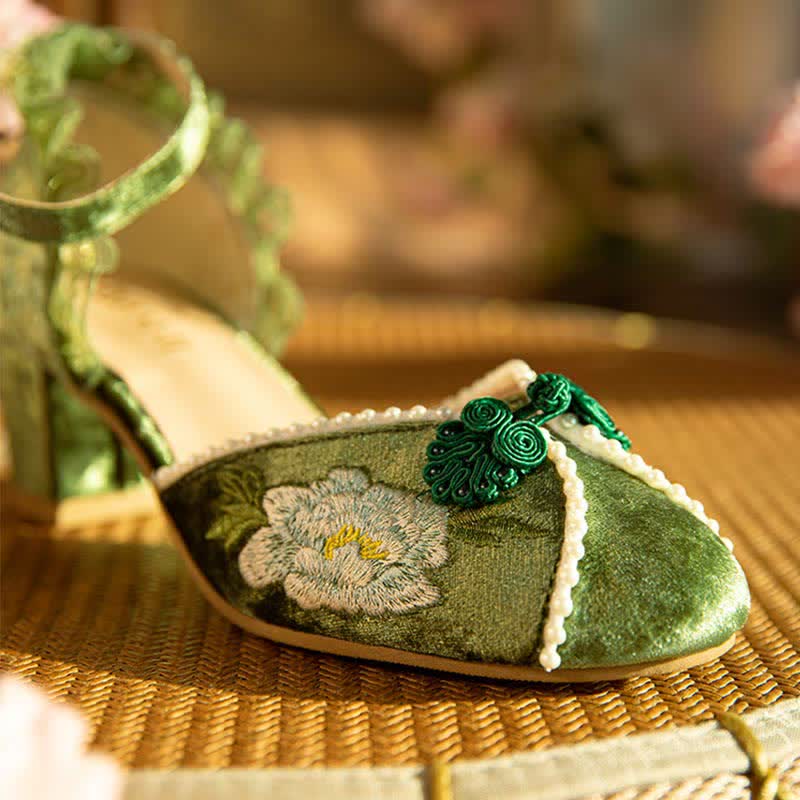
[718,711,797,800]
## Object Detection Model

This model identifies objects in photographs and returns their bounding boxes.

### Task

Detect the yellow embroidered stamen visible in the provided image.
[323,524,389,560]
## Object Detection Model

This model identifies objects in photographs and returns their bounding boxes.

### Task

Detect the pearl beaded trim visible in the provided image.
[440,360,592,671]
[546,414,732,551]
[152,405,452,490]
[479,362,728,546]
[538,428,587,671]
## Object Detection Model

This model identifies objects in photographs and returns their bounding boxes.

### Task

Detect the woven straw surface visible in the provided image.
[1,299,799,769]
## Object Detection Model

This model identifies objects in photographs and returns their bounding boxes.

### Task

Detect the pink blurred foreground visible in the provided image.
[0,676,122,800]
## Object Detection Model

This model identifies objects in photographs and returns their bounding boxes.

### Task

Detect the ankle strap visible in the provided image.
[0,25,209,244]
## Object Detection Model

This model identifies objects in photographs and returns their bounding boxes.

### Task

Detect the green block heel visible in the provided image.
[0,22,749,681]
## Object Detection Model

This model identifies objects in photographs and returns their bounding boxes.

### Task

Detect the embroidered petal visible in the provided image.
[238,526,297,588]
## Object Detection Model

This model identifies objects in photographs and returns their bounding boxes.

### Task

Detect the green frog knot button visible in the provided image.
[424,373,631,507]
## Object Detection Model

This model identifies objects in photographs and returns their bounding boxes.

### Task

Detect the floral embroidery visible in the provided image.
[238,468,449,616]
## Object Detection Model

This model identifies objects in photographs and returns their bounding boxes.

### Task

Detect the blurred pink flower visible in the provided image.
[0,0,58,53]
[360,0,472,70]
[0,91,24,139]
[0,0,59,157]
[360,0,523,71]
[0,676,122,800]
[438,75,521,151]
[750,88,800,207]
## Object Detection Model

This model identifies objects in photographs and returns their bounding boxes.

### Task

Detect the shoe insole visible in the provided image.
[87,274,321,465]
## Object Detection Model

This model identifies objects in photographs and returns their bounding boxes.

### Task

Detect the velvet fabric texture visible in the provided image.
[160,422,749,670]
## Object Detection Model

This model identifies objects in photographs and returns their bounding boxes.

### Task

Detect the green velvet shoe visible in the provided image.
[0,24,749,681]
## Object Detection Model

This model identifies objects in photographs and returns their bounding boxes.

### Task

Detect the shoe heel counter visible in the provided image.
[0,233,142,501]
[0,155,140,501]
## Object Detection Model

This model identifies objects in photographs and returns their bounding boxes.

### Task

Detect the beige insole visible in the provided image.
[87,275,320,464]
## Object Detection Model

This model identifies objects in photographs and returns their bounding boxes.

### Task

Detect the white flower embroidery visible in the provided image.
[238,468,449,616]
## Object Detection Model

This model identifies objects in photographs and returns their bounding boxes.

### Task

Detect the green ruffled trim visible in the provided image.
[9,25,131,203]
[4,22,299,355]
[205,91,301,356]
[0,24,207,470]
[1,22,300,478]
[2,24,211,246]
[97,42,301,355]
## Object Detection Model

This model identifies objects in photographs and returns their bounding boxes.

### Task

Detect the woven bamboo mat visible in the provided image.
[1,299,799,770]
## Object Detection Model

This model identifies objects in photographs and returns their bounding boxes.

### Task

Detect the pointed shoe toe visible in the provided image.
[556,445,750,671]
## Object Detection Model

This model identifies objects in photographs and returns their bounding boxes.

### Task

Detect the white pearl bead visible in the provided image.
[708,519,721,534]
[584,425,603,441]
[544,620,567,645]
[564,540,585,559]
[539,648,561,672]
[550,441,566,457]
[689,500,704,515]
[561,460,577,478]
[550,590,573,616]
[722,537,734,551]
[561,563,580,585]
[561,413,578,428]
[566,509,588,527]
[628,454,647,472]
[385,407,401,417]
[566,492,587,507]
[568,473,584,490]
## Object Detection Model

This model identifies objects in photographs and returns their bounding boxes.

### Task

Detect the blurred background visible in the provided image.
[41,0,800,338]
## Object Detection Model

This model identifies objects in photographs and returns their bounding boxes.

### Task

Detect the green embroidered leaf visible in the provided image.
[206,503,266,552]
[207,467,267,551]
[217,470,263,505]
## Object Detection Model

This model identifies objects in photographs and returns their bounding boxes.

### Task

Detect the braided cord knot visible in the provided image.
[424,372,632,507]
[718,712,796,800]
[422,372,630,507]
